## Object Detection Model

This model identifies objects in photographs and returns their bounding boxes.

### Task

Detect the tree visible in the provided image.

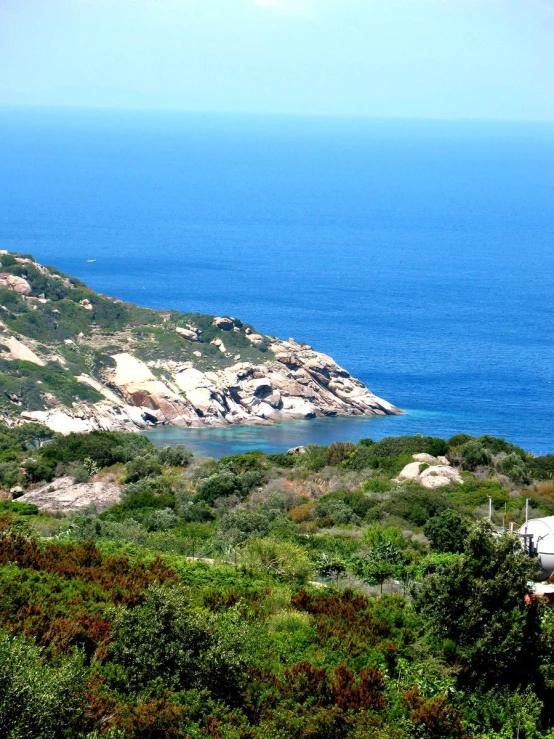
[413,521,540,690]
[424,510,470,554]
[354,542,404,594]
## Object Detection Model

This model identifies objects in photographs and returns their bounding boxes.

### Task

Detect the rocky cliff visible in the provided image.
[0,252,401,434]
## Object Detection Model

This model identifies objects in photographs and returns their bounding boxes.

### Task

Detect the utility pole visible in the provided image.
[488,496,492,521]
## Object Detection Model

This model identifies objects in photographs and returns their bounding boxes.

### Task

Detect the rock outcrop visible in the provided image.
[0,252,402,434]
[17,341,400,433]
[395,454,463,489]
[17,476,121,514]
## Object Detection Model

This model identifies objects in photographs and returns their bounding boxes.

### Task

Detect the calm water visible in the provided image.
[1,107,553,456]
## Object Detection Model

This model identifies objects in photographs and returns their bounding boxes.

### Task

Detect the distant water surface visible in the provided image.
[1,108,553,456]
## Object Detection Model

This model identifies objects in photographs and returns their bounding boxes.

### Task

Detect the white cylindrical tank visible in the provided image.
[519,517,554,581]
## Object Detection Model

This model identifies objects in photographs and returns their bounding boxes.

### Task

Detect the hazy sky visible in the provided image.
[1,0,553,120]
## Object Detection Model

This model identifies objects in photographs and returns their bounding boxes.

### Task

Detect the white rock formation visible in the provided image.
[0,254,402,434]
[17,476,121,514]
[0,273,31,295]
[1,335,45,366]
[395,453,462,489]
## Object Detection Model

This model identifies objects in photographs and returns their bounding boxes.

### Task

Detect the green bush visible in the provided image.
[218,510,273,546]
[382,486,452,526]
[124,454,163,483]
[109,585,255,701]
[0,501,39,516]
[0,630,86,739]
[237,538,313,584]
[157,444,193,467]
[496,453,531,484]
[530,454,554,481]
[423,510,470,553]
[460,440,493,470]
[39,430,152,470]
[195,469,266,505]
[314,498,360,526]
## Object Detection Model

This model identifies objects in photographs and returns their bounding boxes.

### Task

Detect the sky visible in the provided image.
[1,0,553,120]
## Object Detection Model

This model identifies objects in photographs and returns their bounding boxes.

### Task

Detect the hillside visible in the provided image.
[1,425,554,738]
[0,251,400,434]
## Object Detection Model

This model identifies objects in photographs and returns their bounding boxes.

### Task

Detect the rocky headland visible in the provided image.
[0,252,401,434]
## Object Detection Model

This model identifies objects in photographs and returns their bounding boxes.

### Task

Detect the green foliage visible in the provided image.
[0,359,102,412]
[157,444,193,467]
[497,452,532,484]
[195,467,266,505]
[0,421,554,737]
[413,521,540,690]
[477,435,528,459]
[40,430,152,471]
[124,454,162,482]
[459,440,493,470]
[314,497,361,526]
[0,630,86,739]
[355,526,411,590]
[446,478,508,509]
[108,585,256,701]
[217,509,274,546]
[0,423,54,456]
[423,509,470,553]
[0,501,39,517]
[382,486,452,526]
[530,455,554,481]
[237,538,313,583]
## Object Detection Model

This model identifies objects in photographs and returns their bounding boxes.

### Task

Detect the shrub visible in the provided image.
[157,445,193,467]
[325,442,356,466]
[314,498,360,526]
[0,501,39,516]
[39,431,152,470]
[363,478,392,493]
[195,469,266,505]
[218,510,272,546]
[459,441,493,470]
[109,586,254,701]
[124,454,163,483]
[413,522,540,690]
[0,631,87,739]
[496,453,531,484]
[289,501,315,524]
[423,510,470,554]
[478,435,527,459]
[382,487,451,526]
[237,538,313,583]
[267,453,297,468]
[530,455,554,481]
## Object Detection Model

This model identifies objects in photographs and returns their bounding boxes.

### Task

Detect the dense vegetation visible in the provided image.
[1,425,554,737]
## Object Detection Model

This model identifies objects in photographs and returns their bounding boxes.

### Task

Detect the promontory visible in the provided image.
[0,251,401,434]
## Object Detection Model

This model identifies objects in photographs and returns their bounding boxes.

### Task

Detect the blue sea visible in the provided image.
[1,107,553,457]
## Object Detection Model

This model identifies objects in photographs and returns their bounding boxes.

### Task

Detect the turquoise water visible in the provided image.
[1,108,553,456]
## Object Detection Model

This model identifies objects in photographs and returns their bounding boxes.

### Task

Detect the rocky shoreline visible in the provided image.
[15,337,401,434]
[0,252,402,435]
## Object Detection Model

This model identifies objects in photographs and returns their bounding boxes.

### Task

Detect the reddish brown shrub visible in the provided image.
[114,698,185,738]
[0,531,177,602]
[332,665,385,712]
[404,687,465,739]
[291,590,392,657]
